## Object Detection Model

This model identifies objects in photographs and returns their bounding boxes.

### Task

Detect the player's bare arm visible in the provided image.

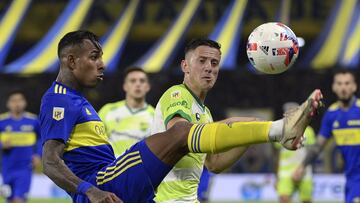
[292,135,328,181]
[42,140,123,203]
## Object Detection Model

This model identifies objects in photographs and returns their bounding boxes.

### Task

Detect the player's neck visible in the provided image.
[56,70,83,92]
[10,111,23,119]
[183,81,207,103]
[126,97,145,109]
[339,96,355,109]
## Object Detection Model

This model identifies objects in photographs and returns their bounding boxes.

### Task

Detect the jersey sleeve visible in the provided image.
[160,87,192,126]
[34,118,42,156]
[318,111,333,139]
[39,94,80,145]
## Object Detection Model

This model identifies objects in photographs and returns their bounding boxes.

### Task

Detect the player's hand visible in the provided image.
[86,187,123,203]
[292,165,305,182]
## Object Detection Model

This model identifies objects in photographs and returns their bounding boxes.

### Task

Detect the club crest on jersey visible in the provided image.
[171,91,181,99]
[53,107,64,121]
[195,113,201,121]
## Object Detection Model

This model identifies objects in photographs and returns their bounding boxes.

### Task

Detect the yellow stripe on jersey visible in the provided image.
[97,160,142,185]
[96,155,141,179]
[0,113,10,120]
[97,151,139,174]
[96,151,142,185]
[0,132,36,146]
[54,84,67,94]
[64,121,110,152]
[333,128,360,145]
[59,86,63,94]
[328,102,340,111]
[54,84,59,93]
[356,99,360,107]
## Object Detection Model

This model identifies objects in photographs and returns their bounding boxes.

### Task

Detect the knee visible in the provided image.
[169,121,193,147]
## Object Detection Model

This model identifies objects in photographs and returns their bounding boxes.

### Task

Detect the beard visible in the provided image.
[339,96,354,106]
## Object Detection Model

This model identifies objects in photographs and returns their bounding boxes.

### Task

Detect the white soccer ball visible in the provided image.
[246,22,299,74]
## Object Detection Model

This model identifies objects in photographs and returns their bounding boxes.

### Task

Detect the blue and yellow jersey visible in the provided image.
[319,98,360,179]
[39,82,115,180]
[0,112,41,174]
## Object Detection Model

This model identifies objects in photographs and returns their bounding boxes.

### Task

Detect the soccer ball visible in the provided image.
[246,22,299,74]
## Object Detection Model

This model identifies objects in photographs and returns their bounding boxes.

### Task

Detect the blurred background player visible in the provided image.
[197,166,213,203]
[0,90,42,203]
[274,102,316,203]
[293,70,359,203]
[98,67,154,157]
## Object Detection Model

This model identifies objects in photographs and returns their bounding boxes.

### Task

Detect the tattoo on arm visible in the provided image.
[42,140,84,193]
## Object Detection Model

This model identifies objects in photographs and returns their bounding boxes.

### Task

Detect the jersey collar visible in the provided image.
[182,84,206,111]
[53,81,82,96]
[125,103,148,114]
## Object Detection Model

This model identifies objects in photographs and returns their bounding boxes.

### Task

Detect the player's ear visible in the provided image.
[144,81,150,93]
[353,82,357,93]
[67,54,76,71]
[181,59,189,74]
[332,81,336,93]
[123,80,127,92]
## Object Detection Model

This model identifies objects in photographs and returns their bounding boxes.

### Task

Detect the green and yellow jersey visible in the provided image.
[151,84,213,202]
[276,126,316,179]
[275,126,316,200]
[98,100,154,157]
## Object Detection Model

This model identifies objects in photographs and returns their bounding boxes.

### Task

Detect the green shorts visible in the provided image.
[277,177,313,201]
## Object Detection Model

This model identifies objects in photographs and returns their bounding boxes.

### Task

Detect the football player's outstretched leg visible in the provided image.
[40,30,323,203]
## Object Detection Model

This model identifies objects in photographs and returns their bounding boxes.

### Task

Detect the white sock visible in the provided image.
[269,119,284,142]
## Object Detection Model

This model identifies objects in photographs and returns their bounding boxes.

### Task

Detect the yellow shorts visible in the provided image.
[277,177,312,201]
